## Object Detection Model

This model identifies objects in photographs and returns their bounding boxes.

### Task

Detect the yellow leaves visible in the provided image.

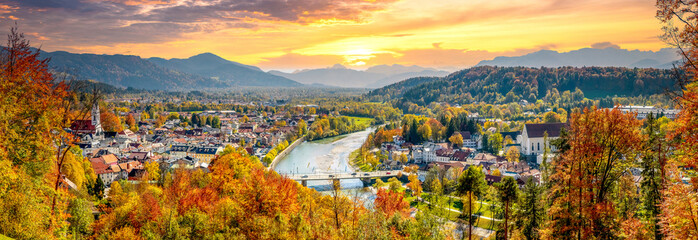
[61,148,87,189]
[407,174,422,197]
[506,146,520,162]
[144,161,160,181]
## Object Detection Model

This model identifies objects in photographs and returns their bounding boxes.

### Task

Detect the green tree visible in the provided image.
[641,113,664,240]
[456,166,487,240]
[92,177,105,200]
[211,116,221,128]
[67,198,94,237]
[488,132,503,154]
[496,176,518,240]
[516,178,542,240]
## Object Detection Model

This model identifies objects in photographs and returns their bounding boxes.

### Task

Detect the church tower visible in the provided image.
[91,103,103,135]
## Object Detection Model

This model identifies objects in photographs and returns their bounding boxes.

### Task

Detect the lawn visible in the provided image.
[349,148,374,172]
[348,116,375,127]
[411,193,501,231]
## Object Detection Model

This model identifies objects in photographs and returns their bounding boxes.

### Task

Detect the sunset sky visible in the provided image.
[0,0,667,71]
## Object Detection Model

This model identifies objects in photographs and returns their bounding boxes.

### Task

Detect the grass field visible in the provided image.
[348,116,374,127]
[410,193,501,231]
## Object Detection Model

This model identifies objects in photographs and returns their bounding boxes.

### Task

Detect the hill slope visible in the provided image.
[366,66,677,106]
[41,51,227,90]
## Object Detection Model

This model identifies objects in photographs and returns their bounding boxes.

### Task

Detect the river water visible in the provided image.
[273,127,374,191]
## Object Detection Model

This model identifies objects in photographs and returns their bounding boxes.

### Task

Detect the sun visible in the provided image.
[341,48,377,66]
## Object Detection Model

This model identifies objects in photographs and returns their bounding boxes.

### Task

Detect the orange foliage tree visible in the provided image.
[374,188,410,217]
[0,25,95,238]
[101,109,123,132]
[657,1,698,238]
[543,107,642,239]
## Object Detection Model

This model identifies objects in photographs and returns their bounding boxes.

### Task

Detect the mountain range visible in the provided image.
[148,53,302,88]
[476,47,680,68]
[37,46,683,91]
[268,64,450,88]
[41,51,303,90]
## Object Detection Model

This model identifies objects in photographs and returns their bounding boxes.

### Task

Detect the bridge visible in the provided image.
[282,171,403,187]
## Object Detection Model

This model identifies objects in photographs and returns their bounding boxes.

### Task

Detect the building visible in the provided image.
[90,156,121,186]
[519,123,566,163]
[71,103,103,136]
[616,105,680,119]
[194,146,223,163]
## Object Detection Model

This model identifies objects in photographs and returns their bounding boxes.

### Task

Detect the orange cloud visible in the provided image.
[1,0,668,70]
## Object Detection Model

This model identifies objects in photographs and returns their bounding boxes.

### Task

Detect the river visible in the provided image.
[273,127,374,191]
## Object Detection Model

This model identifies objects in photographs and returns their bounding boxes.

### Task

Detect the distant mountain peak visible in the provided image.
[330,63,347,69]
[476,47,680,68]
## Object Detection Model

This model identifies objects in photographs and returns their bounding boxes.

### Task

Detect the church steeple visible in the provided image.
[91,103,100,126]
[91,103,103,135]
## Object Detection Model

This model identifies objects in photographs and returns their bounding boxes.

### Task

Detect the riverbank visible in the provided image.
[272,127,374,190]
[267,135,306,170]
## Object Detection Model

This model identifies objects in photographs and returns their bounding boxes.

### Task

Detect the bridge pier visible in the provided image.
[332,179,341,190]
[360,178,371,187]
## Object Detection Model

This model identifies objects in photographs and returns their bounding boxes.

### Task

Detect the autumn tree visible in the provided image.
[656,1,698,238]
[407,173,423,198]
[543,107,642,239]
[144,161,161,181]
[375,188,409,217]
[418,124,432,142]
[0,26,80,238]
[505,146,520,163]
[449,132,464,148]
[100,109,123,132]
[126,113,138,132]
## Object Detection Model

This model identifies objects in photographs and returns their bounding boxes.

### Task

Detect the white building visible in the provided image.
[616,105,680,120]
[519,123,565,164]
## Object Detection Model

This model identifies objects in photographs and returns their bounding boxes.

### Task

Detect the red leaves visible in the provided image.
[374,188,409,217]
[237,169,299,217]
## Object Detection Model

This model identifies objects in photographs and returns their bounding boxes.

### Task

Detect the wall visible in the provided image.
[267,135,306,170]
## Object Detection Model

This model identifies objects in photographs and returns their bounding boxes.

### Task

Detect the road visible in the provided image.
[283,170,403,181]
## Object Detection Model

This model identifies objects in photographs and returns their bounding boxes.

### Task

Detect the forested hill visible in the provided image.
[365,66,678,105]
[41,51,229,90]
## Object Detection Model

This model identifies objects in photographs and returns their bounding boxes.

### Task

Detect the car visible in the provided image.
[329,175,334,178]
[301,175,308,178]
[364,173,370,176]
[351,173,357,176]
[386,172,391,174]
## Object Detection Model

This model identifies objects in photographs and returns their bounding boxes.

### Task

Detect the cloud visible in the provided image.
[258,53,345,69]
[258,45,554,70]
[591,42,621,49]
[0,0,398,46]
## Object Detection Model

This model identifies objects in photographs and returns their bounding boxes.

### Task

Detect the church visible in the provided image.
[70,103,104,137]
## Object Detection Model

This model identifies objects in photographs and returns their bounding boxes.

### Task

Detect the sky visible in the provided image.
[0,0,668,71]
